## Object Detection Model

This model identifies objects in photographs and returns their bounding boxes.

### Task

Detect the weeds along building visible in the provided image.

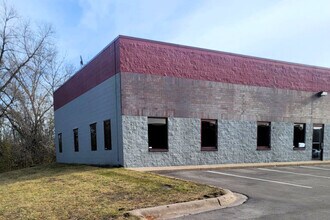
[54,36,330,167]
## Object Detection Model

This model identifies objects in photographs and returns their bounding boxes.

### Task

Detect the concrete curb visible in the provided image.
[128,189,247,220]
[127,160,330,172]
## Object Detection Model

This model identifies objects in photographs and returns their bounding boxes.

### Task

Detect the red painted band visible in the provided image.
[54,36,330,110]
[119,37,330,94]
[54,40,119,110]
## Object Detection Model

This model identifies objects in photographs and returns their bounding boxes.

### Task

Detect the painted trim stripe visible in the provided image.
[207,170,312,189]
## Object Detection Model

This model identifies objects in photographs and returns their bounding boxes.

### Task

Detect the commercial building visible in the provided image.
[54,36,330,167]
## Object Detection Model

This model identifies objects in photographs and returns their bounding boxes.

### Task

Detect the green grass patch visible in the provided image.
[0,164,222,219]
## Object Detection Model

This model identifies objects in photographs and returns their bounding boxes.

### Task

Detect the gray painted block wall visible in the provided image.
[122,116,327,167]
[55,75,123,166]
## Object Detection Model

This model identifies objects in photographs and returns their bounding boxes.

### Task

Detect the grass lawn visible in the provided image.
[0,164,222,219]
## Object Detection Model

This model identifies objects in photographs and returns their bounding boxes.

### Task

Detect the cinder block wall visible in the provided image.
[121,73,330,167]
[117,36,330,167]
[55,76,123,165]
[54,38,123,166]
[122,116,316,167]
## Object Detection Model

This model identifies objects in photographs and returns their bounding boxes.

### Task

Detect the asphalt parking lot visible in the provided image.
[157,165,330,219]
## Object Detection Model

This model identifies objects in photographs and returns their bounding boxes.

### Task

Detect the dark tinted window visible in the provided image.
[257,122,271,149]
[73,128,79,152]
[58,133,62,153]
[201,119,217,150]
[104,120,112,150]
[90,123,97,151]
[148,117,168,151]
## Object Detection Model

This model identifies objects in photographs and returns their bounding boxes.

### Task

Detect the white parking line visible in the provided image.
[258,168,330,179]
[206,170,312,189]
[300,166,330,171]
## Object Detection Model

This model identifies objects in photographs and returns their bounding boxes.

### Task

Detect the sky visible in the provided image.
[8,0,330,69]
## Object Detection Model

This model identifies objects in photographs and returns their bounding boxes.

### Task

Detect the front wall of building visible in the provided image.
[55,75,123,165]
[121,73,330,167]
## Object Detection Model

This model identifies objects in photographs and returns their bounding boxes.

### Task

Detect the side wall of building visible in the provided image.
[121,73,330,167]
[55,75,123,165]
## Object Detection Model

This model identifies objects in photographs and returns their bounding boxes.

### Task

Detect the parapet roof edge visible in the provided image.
[54,36,120,94]
[54,35,330,94]
[118,35,330,72]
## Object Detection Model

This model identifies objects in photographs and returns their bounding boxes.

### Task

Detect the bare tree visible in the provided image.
[3,48,73,166]
[0,2,53,118]
[0,2,73,170]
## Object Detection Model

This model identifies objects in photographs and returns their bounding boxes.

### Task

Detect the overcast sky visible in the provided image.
[9,0,330,69]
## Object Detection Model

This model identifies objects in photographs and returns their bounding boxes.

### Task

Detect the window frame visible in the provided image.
[73,128,79,152]
[58,133,62,153]
[201,119,218,151]
[103,119,112,150]
[148,117,168,152]
[257,121,271,150]
[293,123,306,150]
[90,123,97,151]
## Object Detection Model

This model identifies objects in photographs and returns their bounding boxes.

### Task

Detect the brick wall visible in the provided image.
[121,72,330,124]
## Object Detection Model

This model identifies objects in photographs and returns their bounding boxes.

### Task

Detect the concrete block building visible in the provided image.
[54,36,330,167]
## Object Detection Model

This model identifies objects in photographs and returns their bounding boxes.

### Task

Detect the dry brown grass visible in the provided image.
[0,164,221,219]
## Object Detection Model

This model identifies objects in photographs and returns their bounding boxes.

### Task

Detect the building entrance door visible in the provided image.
[312,124,324,160]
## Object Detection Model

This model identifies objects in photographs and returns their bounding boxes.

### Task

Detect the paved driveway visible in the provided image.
[157,165,330,219]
